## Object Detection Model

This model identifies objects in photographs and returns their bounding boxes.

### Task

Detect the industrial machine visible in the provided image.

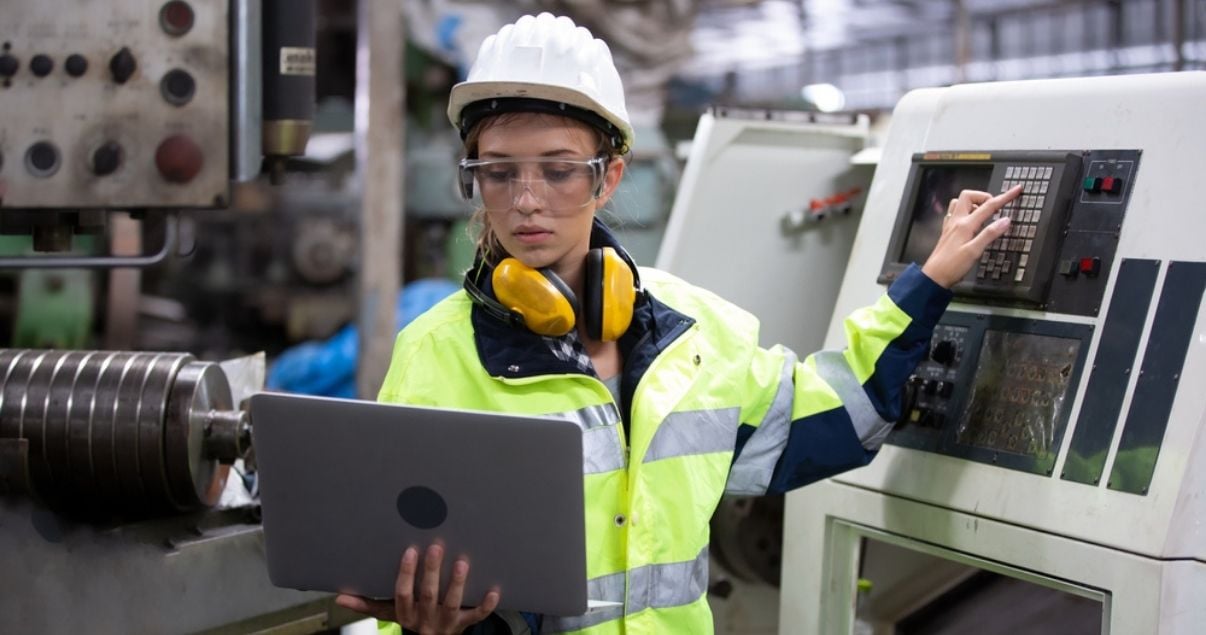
[0,0,312,260]
[0,1,358,633]
[657,106,875,634]
[781,72,1206,633]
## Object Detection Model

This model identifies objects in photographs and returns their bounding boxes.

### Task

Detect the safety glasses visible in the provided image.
[458,156,608,214]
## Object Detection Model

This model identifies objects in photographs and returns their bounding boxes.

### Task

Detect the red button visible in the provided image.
[1079,257,1101,276]
[155,134,204,183]
[1102,177,1115,192]
[159,2,195,37]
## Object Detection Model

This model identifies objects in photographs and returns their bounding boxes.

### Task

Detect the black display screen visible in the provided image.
[956,331,1082,457]
[900,165,994,266]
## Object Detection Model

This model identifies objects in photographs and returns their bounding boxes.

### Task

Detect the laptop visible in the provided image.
[249,392,599,616]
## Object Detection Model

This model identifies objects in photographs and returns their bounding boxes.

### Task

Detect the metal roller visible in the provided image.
[0,349,250,515]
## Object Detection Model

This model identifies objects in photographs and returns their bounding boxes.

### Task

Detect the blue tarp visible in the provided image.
[266,278,460,397]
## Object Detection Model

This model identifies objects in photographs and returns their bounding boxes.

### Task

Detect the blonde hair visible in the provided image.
[463,112,624,265]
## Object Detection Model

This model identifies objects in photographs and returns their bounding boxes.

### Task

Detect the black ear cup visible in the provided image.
[583,248,605,340]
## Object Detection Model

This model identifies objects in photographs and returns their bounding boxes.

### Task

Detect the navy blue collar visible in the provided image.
[465,219,694,383]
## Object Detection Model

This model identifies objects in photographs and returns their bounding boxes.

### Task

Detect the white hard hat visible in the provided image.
[448,13,634,153]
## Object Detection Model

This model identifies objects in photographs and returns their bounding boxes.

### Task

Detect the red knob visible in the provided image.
[155,134,204,183]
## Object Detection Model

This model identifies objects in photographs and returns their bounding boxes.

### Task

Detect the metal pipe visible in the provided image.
[1174,0,1187,71]
[0,215,178,270]
[954,0,970,84]
[231,0,264,182]
[354,0,405,400]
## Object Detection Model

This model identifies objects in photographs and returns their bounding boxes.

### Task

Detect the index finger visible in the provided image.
[969,185,1023,224]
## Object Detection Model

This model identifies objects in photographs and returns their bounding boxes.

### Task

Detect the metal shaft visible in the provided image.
[0,349,247,515]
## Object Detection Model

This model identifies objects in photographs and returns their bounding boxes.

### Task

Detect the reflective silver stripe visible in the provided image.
[627,547,710,614]
[546,550,711,633]
[547,403,626,474]
[642,407,739,463]
[544,572,626,633]
[814,350,892,450]
[727,350,797,495]
[583,427,626,474]
[547,403,620,430]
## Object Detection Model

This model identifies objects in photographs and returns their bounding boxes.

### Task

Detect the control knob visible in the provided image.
[109,47,137,84]
[0,54,19,78]
[30,54,53,77]
[930,340,957,366]
[92,142,123,177]
[65,54,88,77]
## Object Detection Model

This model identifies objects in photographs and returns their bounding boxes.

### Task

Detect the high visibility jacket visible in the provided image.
[376,223,951,634]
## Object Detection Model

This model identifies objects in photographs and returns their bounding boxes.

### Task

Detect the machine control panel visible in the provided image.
[891,311,1093,475]
[900,324,969,432]
[879,150,1140,316]
[0,1,229,209]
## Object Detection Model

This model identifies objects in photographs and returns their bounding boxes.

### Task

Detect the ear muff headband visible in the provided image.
[492,258,579,337]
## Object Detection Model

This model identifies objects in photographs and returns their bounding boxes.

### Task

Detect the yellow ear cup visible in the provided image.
[492,258,578,337]
[594,247,636,342]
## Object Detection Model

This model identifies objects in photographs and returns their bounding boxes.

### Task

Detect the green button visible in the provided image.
[1083,176,1101,192]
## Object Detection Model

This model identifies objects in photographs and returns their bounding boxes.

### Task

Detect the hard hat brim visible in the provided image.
[449,80,634,150]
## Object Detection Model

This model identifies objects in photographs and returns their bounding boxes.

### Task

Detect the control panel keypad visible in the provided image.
[976,164,1054,284]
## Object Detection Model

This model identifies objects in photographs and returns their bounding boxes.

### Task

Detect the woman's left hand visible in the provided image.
[921,185,1023,288]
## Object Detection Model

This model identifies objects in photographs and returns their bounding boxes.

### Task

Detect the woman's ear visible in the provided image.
[596,157,626,207]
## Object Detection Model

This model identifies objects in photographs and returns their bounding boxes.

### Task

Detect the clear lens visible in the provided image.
[459,157,605,214]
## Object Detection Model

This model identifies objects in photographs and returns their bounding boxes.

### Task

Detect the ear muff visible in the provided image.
[492,258,579,337]
[583,247,636,342]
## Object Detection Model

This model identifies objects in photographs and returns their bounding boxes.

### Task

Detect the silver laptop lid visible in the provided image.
[250,392,587,616]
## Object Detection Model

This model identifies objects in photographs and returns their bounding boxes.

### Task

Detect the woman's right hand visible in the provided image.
[335,544,501,635]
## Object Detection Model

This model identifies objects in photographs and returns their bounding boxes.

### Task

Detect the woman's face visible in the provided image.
[476,113,622,272]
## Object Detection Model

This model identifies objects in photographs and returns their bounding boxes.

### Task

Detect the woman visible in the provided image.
[337,12,1016,635]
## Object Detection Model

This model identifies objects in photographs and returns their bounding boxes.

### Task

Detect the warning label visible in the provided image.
[280,47,316,76]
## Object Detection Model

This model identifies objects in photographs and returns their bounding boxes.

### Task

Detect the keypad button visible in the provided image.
[1024,239,1034,252]
[1044,167,1053,178]
[1040,181,1049,193]
[1020,254,1029,267]
[1015,268,1026,282]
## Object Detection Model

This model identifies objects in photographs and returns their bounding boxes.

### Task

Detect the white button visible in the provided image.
[1015,268,1025,282]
